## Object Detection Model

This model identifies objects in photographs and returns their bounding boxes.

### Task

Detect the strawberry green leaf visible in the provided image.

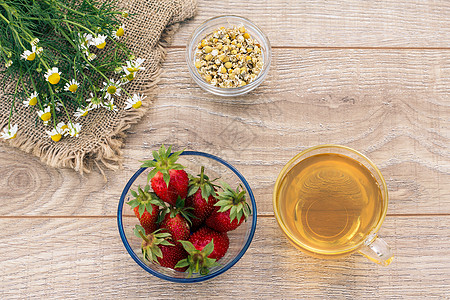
[130,189,137,198]
[126,198,139,208]
[187,185,199,197]
[133,225,146,238]
[145,202,153,214]
[154,246,163,259]
[202,239,214,257]
[138,204,145,217]
[147,168,158,183]
[152,150,160,162]
[162,172,170,188]
[175,259,190,268]
[144,185,150,192]
[179,240,197,253]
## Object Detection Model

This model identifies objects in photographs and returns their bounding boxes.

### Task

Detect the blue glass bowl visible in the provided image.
[118,151,257,283]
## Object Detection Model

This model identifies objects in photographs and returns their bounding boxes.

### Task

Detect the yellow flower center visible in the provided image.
[51,134,62,142]
[127,67,139,72]
[48,73,60,85]
[27,52,36,61]
[126,72,135,81]
[96,42,106,49]
[41,112,51,121]
[69,84,78,93]
[82,110,88,117]
[29,97,37,106]
[107,85,117,94]
[61,125,68,131]
[11,133,17,139]
[116,27,124,37]
[132,101,142,109]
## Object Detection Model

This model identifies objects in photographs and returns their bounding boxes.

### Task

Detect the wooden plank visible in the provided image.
[0,216,448,298]
[171,0,450,47]
[0,48,448,216]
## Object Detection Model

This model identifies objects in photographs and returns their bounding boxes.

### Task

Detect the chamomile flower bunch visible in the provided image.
[0,0,148,142]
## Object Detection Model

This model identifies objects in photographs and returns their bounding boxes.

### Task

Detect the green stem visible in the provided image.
[138,230,149,243]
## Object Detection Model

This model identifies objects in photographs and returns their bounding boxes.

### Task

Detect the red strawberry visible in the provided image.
[158,244,188,272]
[189,227,229,260]
[176,239,220,276]
[134,226,188,272]
[159,198,192,246]
[205,182,251,232]
[127,186,163,234]
[141,145,189,206]
[186,166,218,229]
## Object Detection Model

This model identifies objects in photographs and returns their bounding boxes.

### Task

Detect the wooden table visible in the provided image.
[1,1,449,298]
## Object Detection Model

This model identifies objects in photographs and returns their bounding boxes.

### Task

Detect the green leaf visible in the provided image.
[130,189,137,197]
[160,240,174,246]
[175,259,189,269]
[179,240,197,253]
[152,150,160,161]
[126,198,139,208]
[147,168,158,182]
[145,202,153,214]
[138,204,145,217]
[202,239,214,256]
[237,208,243,222]
[163,172,170,188]
[140,160,156,168]
[215,200,231,207]
[218,204,233,213]
[133,225,146,238]
[144,185,150,192]
[187,185,199,197]
[229,205,237,222]
[154,246,163,259]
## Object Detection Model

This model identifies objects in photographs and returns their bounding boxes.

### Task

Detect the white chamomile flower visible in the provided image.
[121,68,135,84]
[35,46,43,55]
[87,53,97,61]
[77,33,93,52]
[67,123,82,137]
[37,106,52,125]
[23,91,38,107]
[30,38,39,46]
[64,79,80,93]
[56,122,69,134]
[0,124,18,139]
[74,106,91,120]
[46,127,63,142]
[125,58,145,73]
[102,78,122,100]
[5,60,12,68]
[124,93,146,110]
[86,93,103,109]
[93,34,107,49]
[44,67,61,85]
[20,46,37,61]
[115,25,125,39]
[103,99,118,112]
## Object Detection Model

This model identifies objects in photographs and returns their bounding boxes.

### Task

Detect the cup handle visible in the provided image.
[358,234,394,266]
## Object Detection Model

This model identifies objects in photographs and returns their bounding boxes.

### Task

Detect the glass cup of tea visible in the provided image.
[273,144,393,266]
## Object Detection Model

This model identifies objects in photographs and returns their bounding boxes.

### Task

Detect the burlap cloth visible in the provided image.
[0,0,197,174]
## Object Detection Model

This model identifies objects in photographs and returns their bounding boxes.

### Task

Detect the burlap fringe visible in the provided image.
[4,23,181,179]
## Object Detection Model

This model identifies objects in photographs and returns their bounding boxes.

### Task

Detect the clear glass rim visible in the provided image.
[117,151,258,283]
[272,144,389,256]
[186,15,272,97]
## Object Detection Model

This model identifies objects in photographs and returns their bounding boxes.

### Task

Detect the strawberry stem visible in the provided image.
[138,230,149,243]
[200,166,205,183]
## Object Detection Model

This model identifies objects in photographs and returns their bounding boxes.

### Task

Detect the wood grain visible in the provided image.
[171,0,450,48]
[0,217,448,299]
[3,48,447,216]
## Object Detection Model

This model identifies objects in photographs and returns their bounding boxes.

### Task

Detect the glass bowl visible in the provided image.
[117,151,257,282]
[186,15,271,97]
